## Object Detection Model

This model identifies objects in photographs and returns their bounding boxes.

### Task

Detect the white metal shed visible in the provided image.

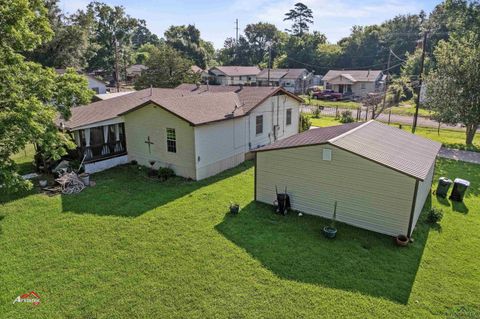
[254,120,441,237]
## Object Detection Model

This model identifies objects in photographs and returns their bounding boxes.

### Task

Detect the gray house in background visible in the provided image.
[55,69,107,94]
[323,70,384,97]
[254,120,441,237]
[257,68,313,94]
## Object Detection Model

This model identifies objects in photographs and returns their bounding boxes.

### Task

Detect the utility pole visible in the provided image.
[412,31,428,133]
[235,19,239,43]
[381,49,392,113]
[267,44,272,85]
[114,36,120,92]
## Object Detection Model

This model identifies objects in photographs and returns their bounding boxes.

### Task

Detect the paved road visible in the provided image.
[302,105,466,131]
[438,148,480,164]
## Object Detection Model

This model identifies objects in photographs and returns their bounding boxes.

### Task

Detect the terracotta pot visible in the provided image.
[396,235,409,247]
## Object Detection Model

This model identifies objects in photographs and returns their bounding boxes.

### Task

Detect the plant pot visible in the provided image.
[230,205,240,215]
[79,173,90,186]
[396,235,409,247]
[39,180,48,188]
[323,226,337,239]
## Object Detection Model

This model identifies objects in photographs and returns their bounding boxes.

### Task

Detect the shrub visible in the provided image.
[158,167,175,181]
[299,113,311,132]
[427,208,444,224]
[339,110,354,123]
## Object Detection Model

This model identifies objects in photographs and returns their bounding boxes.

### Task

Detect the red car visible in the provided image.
[312,90,343,101]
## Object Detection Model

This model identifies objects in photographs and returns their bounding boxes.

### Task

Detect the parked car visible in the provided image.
[312,90,343,101]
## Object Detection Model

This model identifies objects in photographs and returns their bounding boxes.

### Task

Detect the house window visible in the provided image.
[361,83,366,89]
[166,128,176,153]
[286,109,292,125]
[256,115,263,135]
[230,76,234,82]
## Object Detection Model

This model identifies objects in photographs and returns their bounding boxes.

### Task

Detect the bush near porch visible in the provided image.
[0,159,479,318]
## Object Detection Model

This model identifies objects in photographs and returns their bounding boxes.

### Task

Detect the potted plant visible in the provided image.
[323,201,338,239]
[148,160,156,177]
[396,235,409,247]
[229,203,240,215]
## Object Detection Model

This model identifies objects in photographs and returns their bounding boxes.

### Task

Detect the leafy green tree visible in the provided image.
[134,45,196,89]
[425,33,480,145]
[132,20,160,49]
[217,36,254,66]
[1,0,93,192]
[84,2,140,82]
[164,25,214,68]
[283,2,314,36]
[275,32,326,73]
[25,0,91,68]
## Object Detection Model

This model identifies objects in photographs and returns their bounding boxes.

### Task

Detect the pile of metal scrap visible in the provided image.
[55,172,85,194]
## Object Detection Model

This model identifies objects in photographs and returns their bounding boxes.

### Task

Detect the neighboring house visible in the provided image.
[254,120,441,237]
[126,64,147,82]
[57,85,302,179]
[95,91,135,101]
[256,68,313,94]
[189,65,209,82]
[55,69,107,94]
[208,66,261,85]
[322,70,384,98]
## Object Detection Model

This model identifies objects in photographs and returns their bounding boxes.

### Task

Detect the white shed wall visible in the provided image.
[256,144,417,236]
[411,164,435,235]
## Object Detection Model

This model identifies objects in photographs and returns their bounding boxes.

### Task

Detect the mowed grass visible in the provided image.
[301,96,431,117]
[310,117,480,152]
[10,143,36,175]
[1,159,479,318]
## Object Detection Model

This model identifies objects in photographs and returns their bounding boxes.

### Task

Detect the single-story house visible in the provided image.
[55,68,107,94]
[126,64,147,81]
[57,85,302,179]
[254,120,441,237]
[256,68,314,94]
[322,70,384,98]
[208,66,261,86]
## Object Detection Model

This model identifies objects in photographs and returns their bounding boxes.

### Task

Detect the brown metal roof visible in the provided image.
[255,121,441,181]
[58,86,301,130]
[255,122,364,152]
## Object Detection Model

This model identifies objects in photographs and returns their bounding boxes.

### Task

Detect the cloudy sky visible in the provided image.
[60,0,440,48]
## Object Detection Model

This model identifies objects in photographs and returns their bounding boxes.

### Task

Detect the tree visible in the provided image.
[1,0,93,192]
[244,22,283,65]
[425,33,480,145]
[283,2,314,36]
[164,25,214,68]
[134,45,196,89]
[275,32,326,73]
[25,0,91,68]
[84,2,140,84]
[132,20,160,49]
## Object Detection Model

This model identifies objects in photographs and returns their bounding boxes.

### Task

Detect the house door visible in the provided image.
[338,85,344,93]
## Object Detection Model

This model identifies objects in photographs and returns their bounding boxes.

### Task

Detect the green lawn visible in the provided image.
[10,144,36,175]
[301,96,431,117]
[1,160,479,318]
[310,117,480,152]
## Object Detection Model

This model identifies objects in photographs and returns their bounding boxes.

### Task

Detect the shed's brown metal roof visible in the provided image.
[255,121,441,181]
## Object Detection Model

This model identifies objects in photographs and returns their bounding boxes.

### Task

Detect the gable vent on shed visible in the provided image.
[322,149,332,161]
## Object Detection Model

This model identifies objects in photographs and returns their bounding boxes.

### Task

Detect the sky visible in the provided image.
[59,0,440,49]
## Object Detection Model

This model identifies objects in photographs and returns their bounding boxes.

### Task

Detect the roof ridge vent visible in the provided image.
[328,120,373,143]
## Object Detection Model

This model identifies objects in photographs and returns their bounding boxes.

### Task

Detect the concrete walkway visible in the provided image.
[438,148,480,164]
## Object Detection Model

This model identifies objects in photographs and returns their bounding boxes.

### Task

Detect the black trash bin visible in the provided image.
[436,177,452,198]
[449,178,470,202]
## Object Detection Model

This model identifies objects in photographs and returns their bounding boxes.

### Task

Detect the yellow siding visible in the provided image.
[256,145,417,236]
[124,103,196,179]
